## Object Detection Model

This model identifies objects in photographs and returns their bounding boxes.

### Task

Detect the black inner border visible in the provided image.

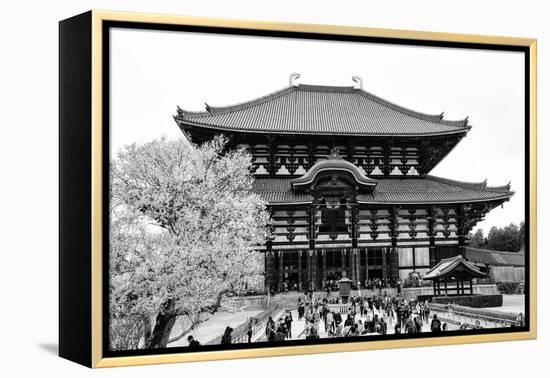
[102,20,531,358]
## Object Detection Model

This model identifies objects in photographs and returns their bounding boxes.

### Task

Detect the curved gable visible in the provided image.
[291,150,377,193]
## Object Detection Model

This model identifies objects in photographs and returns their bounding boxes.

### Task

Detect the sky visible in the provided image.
[110,28,525,233]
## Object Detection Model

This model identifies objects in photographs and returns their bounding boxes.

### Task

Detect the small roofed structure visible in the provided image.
[423,255,486,297]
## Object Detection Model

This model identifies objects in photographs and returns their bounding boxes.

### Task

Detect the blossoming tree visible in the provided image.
[109,135,271,350]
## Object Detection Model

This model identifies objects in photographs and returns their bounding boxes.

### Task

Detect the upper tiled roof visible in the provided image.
[252,175,513,205]
[464,247,525,267]
[175,84,471,137]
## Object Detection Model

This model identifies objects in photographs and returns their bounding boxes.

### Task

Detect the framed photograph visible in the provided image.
[59,10,537,368]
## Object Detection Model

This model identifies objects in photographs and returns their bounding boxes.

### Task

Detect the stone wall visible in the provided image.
[402,283,499,300]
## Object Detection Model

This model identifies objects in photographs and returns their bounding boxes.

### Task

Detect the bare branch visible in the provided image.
[167,324,195,344]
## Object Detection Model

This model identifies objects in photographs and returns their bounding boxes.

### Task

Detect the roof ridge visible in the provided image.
[465,246,525,255]
[425,175,488,190]
[484,183,513,193]
[424,175,512,193]
[176,86,295,118]
[357,89,470,128]
[297,83,356,92]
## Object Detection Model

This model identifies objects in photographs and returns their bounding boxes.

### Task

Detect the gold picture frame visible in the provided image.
[59,10,537,368]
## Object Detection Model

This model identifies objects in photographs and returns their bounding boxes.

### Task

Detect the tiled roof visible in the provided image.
[423,255,486,280]
[464,247,525,267]
[175,84,471,137]
[252,175,513,205]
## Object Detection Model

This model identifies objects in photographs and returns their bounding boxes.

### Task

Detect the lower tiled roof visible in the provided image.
[464,247,525,267]
[252,175,513,205]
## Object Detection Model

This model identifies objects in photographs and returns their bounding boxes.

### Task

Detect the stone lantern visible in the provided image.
[338,270,352,303]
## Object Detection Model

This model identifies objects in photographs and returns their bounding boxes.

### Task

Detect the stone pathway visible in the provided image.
[168,309,264,347]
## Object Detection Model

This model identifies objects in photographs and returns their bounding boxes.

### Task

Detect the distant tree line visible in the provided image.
[468,221,525,252]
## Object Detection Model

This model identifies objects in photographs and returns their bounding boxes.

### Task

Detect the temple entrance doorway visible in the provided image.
[368,269,383,280]
[324,271,341,292]
[282,271,299,292]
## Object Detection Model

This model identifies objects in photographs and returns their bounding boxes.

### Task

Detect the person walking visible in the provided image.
[187,335,201,349]
[394,322,402,335]
[306,327,320,340]
[266,316,276,342]
[221,326,233,345]
[424,302,430,323]
[285,310,293,339]
[414,316,423,333]
[247,318,254,343]
[334,311,342,328]
[379,316,387,335]
[326,310,334,334]
[515,313,526,327]
[431,314,442,333]
[274,317,287,341]
[405,315,416,334]
[297,297,304,320]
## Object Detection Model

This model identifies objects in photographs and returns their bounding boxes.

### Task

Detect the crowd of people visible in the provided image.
[278,277,401,295]
[265,310,295,342]
[294,292,446,339]
[184,293,527,348]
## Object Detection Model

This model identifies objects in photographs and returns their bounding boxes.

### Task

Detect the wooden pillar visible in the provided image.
[341,249,346,276]
[428,205,437,267]
[278,250,284,292]
[349,248,357,285]
[307,249,312,289]
[311,249,317,291]
[354,248,360,286]
[444,281,448,296]
[265,250,274,292]
[433,280,437,297]
[390,206,399,282]
[382,247,388,279]
[322,249,327,288]
[307,203,316,291]
[365,248,369,282]
[469,280,473,295]
[348,204,360,287]
[351,205,358,248]
[308,205,316,250]
[297,250,302,291]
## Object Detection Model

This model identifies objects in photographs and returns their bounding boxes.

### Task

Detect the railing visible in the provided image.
[428,303,518,327]
[497,282,524,294]
[232,295,268,309]
[327,303,349,314]
[230,306,285,345]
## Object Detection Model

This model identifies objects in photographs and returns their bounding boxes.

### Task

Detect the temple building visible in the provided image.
[174,75,514,292]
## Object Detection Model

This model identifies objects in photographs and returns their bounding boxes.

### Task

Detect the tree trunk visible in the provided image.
[145,300,177,349]
[141,315,153,347]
